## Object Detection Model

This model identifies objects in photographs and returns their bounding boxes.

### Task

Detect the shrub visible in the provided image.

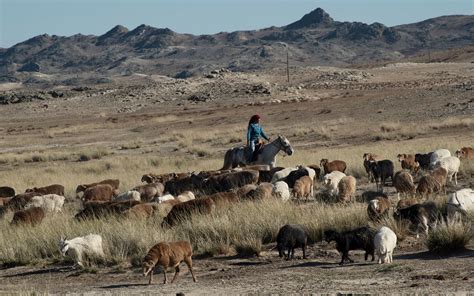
[426,220,472,253]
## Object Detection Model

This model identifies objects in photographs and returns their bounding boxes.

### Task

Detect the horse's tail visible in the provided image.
[220,149,233,171]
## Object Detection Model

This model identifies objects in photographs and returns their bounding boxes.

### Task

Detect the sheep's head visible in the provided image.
[142,261,155,277]
[320,159,328,167]
[141,174,154,183]
[58,238,69,256]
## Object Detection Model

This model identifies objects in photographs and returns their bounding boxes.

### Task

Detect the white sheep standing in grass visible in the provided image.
[374,226,397,264]
[323,171,346,197]
[113,190,141,202]
[25,194,65,213]
[273,181,290,201]
[58,234,105,268]
[434,156,461,185]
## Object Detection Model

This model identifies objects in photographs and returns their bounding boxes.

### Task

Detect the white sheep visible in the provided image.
[58,234,105,268]
[113,190,141,202]
[323,171,346,196]
[434,156,460,185]
[429,149,451,169]
[273,181,290,201]
[447,188,474,219]
[271,167,298,183]
[25,194,65,213]
[176,191,195,202]
[374,226,397,264]
[155,193,175,203]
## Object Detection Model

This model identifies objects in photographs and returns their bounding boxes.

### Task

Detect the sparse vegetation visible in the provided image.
[426,220,472,253]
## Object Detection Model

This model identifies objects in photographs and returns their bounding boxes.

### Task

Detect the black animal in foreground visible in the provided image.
[324,226,376,265]
[276,224,309,260]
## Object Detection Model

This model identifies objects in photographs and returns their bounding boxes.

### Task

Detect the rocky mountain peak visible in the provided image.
[285,8,334,30]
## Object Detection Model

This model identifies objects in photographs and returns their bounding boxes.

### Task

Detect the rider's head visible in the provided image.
[249,114,261,125]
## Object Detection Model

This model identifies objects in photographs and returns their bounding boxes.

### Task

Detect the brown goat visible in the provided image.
[416,175,441,199]
[396,198,418,210]
[320,159,347,175]
[292,176,313,200]
[11,207,45,226]
[132,183,164,202]
[431,167,448,194]
[367,197,391,222]
[393,171,416,200]
[25,184,64,196]
[397,154,420,173]
[142,241,197,285]
[82,184,118,202]
[76,179,120,194]
[338,176,356,203]
[456,147,474,160]
[162,198,215,227]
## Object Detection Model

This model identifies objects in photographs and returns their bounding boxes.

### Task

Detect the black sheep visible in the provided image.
[369,160,394,191]
[282,168,309,188]
[324,227,376,265]
[415,152,433,170]
[393,201,441,238]
[276,224,309,260]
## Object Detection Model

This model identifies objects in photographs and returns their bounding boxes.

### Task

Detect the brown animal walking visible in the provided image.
[142,241,197,285]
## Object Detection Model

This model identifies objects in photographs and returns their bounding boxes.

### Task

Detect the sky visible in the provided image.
[1,0,472,48]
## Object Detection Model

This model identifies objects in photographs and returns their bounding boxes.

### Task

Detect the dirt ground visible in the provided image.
[0,62,473,294]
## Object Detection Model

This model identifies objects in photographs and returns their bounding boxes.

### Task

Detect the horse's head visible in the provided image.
[277,135,294,156]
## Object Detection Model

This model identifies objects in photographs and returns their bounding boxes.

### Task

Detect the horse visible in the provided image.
[221,135,294,170]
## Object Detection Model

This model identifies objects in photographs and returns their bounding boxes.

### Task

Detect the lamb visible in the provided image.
[25,194,65,213]
[446,188,474,219]
[276,224,309,260]
[393,201,440,238]
[142,241,197,285]
[369,160,394,191]
[292,176,313,200]
[320,159,347,175]
[416,175,441,199]
[58,234,105,268]
[11,207,45,226]
[430,167,448,194]
[337,176,356,203]
[272,181,290,201]
[25,184,65,196]
[133,183,165,202]
[396,198,418,210]
[323,171,346,197]
[392,171,416,200]
[415,152,433,170]
[176,191,195,203]
[433,156,460,185]
[374,226,397,264]
[456,147,474,160]
[113,190,141,202]
[363,153,380,182]
[429,149,451,169]
[367,197,391,222]
[397,154,420,173]
[82,184,118,202]
[324,227,376,265]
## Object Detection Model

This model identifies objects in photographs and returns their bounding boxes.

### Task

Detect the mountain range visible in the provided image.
[0,8,472,84]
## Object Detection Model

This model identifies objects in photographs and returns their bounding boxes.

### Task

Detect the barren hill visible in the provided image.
[0,8,473,85]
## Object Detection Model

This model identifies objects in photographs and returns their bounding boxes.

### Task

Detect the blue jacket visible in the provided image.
[247,123,269,144]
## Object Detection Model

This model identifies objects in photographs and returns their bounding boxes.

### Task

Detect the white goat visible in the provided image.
[272,181,290,201]
[434,156,460,185]
[374,226,397,264]
[447,188,474,218]
[323,171,346,196]
[113,190,141,202]
[58,234,105,268]
[155,193,175,203]
[25,194,64,213]
[176,191,195,203]
[429,149,451,169]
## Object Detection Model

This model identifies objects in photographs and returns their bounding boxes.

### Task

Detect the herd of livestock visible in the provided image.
[0,145,472,284]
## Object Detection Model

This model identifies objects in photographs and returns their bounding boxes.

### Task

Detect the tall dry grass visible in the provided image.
[0,200,367,267]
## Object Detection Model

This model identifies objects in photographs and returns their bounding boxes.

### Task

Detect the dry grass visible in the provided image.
[426,220,472,253]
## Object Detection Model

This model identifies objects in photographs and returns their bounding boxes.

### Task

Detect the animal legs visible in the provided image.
[184,256,197,282]
[148,269,154,285]
[171,265,180,283]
